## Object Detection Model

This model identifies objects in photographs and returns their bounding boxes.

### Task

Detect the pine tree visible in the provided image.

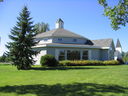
[6,6,37,70]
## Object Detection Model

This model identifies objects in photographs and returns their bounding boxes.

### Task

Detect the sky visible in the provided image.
[0,0,127,56]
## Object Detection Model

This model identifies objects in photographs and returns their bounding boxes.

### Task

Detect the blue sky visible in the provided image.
[0,0,127,56]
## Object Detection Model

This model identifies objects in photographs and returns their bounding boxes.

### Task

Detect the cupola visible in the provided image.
[55,18,64,29]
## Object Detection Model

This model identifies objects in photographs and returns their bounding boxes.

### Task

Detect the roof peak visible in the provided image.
[55,18,64,29]
[116,39,121,47]
[56,18,64,23]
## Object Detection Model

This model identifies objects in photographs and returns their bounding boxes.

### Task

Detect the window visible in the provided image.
[59,50,65,60]
[58,50,88,61]
[58,38,62,41]
[73,39,77,42]
[82,51,88,60]
[67,50,80,60]
[44,38,48,41]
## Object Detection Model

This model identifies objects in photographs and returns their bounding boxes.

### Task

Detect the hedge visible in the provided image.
[103,60,119,65]
[59,60,120,66]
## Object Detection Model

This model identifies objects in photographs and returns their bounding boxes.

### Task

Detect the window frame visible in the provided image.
[73,38,77,42]
[58,38,63,41]
[58,50,65,60]
[82,50,88,60]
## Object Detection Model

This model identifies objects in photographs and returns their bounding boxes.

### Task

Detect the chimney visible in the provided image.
[55,18,64,29]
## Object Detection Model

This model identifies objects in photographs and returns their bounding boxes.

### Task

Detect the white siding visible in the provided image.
[100,49,109,60]
[108,42,115,60]
[91,49,100,60]
[52,37,87,44]
[34,50,47,65]
[35,37,87,45]
[47,48,56,56]
[37,38,52,44]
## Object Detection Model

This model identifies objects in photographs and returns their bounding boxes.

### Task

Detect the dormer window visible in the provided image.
[73,39,77,42]
[58,38,62,41]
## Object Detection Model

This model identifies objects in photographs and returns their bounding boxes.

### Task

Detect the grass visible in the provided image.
[0,64,128,96]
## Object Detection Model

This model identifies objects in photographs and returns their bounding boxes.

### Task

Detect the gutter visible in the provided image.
[33,43,110,49]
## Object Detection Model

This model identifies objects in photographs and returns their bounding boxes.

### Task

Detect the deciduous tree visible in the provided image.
[34,22,49,34]
[99,0,128,30]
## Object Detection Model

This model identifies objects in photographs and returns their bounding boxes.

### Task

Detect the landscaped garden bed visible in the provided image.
[59,60,121,66]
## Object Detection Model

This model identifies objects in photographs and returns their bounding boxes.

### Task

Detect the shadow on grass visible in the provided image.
[0,83,127,96]
[30,66,105,71]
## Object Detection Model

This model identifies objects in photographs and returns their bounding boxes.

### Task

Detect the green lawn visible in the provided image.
[0,64,128,96]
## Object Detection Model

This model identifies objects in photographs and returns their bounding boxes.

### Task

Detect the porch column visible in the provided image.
[55,49,59,60]
[65,50,67,60]
[88,50,91,60]
[80,50,83,60]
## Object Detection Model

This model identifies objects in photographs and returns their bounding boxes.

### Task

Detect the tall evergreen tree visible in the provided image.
[6,6,37,70]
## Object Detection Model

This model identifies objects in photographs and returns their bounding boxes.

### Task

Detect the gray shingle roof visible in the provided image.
[35,28,88,39]
[92,38,113,47]
[116,39,121,47]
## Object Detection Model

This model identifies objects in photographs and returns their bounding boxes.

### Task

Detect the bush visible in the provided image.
[60,60,120,66]
[103,60,120,65]
[40,54,58,67]
[60,60,103,66]
[117,58,124,64]
[59,60,71,66]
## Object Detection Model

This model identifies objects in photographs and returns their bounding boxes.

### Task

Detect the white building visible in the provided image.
[114,39,122,60]
[33,18,122,65]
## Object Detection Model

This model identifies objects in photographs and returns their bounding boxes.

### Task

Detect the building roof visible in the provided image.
[92,38,113,47]
[116,39,121,47]
[35,28,89,40]
[56,18,64,23]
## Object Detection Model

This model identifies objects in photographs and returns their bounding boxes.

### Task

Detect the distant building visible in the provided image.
[33,18,122,65]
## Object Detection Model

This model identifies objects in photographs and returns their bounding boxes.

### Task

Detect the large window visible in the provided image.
[58,38,62,41]
[67,50,80,60]
[58,50,65,60]
[82,51,88,60]
[58,50,89,60]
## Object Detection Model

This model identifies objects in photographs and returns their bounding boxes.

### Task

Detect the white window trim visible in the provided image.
[56,49,90,60]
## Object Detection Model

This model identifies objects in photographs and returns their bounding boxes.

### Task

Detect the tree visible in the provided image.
[6,6,38,70]
[0,0,3,2]
[99,0,128,30]
[0,54,6,62]
[122,51,128,62]
[0,52,11,62]
[34,22,50,34]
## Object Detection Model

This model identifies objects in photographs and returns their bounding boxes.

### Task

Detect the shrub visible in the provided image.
[103,60,120,65]
[60,60,103,66]
[59,60,71,66]
[60,60,120,66]
[117,58,124,64]
[40,54,58,67]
